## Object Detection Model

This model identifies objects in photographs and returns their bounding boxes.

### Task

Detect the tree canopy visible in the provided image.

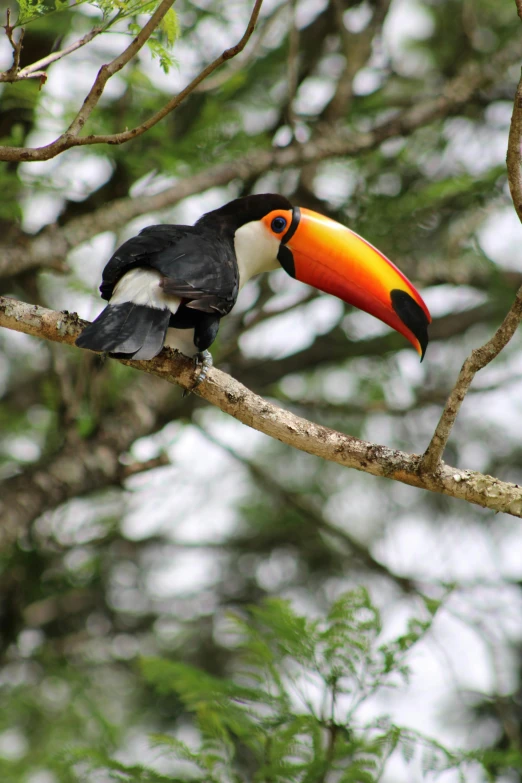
[1,0,522,780]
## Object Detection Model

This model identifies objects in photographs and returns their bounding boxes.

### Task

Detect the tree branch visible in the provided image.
[195,2,286,93]
[2,9,25,82]
[420,286,522,472]
[67,0,176,137]
[0,37,518,279]
[2,296,522,531]
[0,23,105,83]
[0,0,264,162]
[323,0,392,122]
[507,65,522,223]
[421,51,522,473]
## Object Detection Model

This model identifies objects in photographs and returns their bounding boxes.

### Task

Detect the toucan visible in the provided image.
[76,194,431,383]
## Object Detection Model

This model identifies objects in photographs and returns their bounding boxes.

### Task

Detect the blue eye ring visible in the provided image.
[271,216,287,233]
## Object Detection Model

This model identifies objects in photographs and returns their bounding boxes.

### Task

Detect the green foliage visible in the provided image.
[14,0,181,73]
[72,590,493,782]
[15,0,84,26]
[3,1,522,782]
[0,661,124,783]
[160,7,180,47]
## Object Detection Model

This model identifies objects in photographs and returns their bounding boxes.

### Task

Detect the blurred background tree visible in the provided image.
[1,0,522,780]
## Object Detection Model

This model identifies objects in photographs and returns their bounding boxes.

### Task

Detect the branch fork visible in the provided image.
[0,0,264,159]
[419,47,522,475]
[420,285,522,473]
[3,9,24,80]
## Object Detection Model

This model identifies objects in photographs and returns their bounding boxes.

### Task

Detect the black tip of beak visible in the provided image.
[390,289,430,361]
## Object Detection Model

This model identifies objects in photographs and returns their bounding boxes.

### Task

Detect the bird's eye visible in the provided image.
[271,216,287,233]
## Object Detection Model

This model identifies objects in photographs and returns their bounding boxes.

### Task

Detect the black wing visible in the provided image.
[99,225,239,316]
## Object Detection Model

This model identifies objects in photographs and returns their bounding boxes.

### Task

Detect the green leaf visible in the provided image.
[160,7,180,46]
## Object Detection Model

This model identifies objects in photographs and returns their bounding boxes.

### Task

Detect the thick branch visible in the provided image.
[2,297,522,529]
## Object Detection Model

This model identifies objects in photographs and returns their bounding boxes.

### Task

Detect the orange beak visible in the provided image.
[263,207,431,359]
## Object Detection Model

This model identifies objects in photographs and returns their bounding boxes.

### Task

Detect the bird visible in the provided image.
[76,193,431,385]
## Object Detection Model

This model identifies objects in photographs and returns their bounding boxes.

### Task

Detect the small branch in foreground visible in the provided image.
[2,296,522,520]
[0,25,105,83]
[0,0,263,162]
[421,54,522,473]
[507,65,522,224]
[3,9,24,81]
[195,1,283,93]
[66,0,175,137]
[75,0,264,145]
[420,285,522,472]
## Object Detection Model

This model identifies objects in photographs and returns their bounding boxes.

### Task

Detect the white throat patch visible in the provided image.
[234,220,281,289]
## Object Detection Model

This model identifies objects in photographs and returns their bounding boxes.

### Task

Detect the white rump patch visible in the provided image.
[234,220,281,289]
[164,327,198,357]
[110,268,181,314]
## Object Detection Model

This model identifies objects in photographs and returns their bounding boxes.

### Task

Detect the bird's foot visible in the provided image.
[194,349,213,385]
[183,350,213,397]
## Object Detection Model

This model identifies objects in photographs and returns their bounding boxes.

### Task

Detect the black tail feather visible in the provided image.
[76,303,171,360]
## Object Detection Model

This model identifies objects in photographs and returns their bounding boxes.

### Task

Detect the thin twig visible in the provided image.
[2,297,522,519]
[421,57,522,473]
[195,2,285,93]
[3,8,24,80]
[0,25,107,82]
[70,0,264,140]
[420,285,522,472]
[0,24,106,83]
[120,452,170,479]
[507,66,522,223]
[66,0,176,137]
[0,68,47,83]
[0,0,263,162]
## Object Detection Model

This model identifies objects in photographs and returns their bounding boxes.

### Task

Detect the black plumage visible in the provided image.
[99,225,239,316]
[75,192,431,367]
[76,194,293,360]
[76,303,171,360]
